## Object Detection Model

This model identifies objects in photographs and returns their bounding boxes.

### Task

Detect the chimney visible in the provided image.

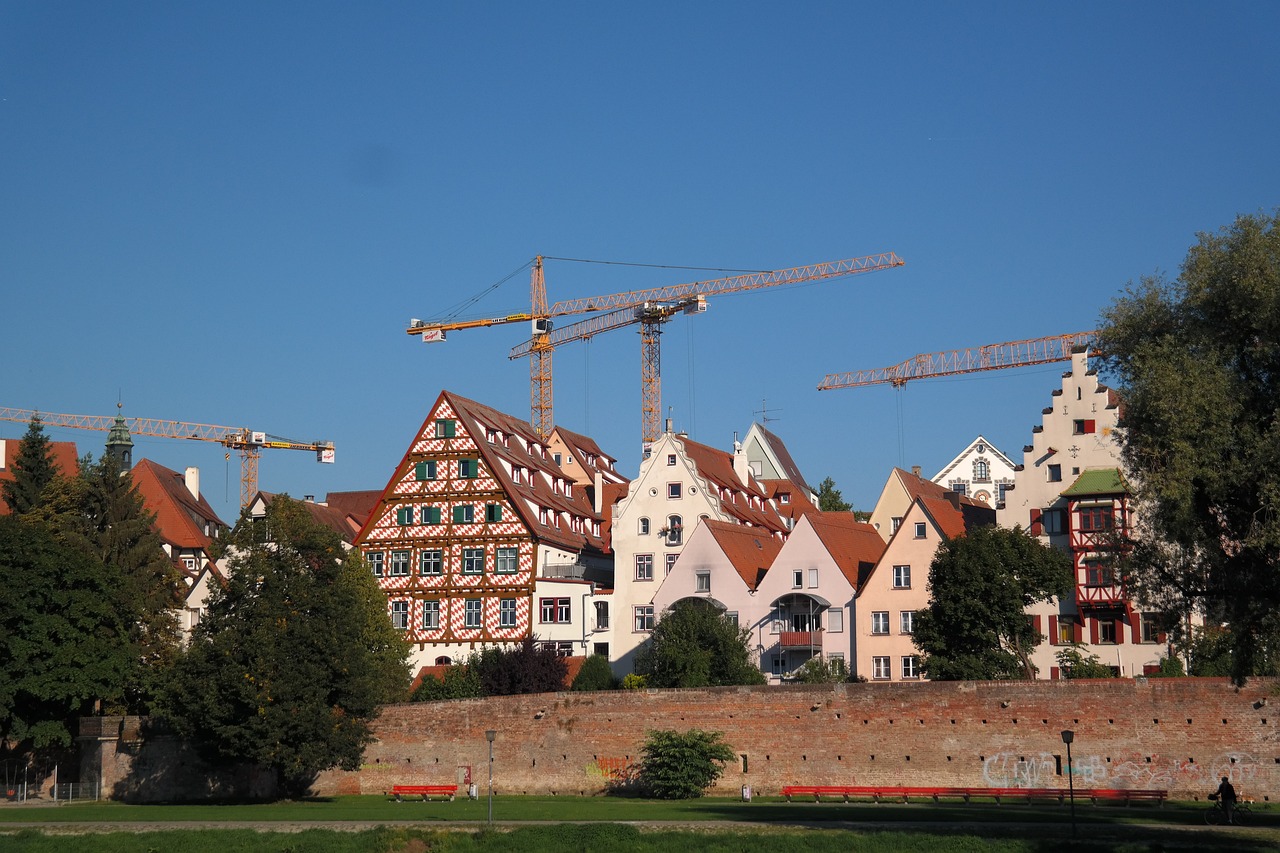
[593,470,604,515]
[733,439,749,485]
[304,495,315,503]
[184,466,200,501]
[945,490,961,510]
[911,465,922,477]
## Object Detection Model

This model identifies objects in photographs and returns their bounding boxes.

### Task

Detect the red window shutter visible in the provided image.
[1029,508,1043,536]
[1114,618,1126,644]
[1049,615,1059,645]
[1050,666,1061,680]
[1084,419,1096,434]
[1032,615,1043,636]
[1073,620,1084,643]
[1089,618,1099,644]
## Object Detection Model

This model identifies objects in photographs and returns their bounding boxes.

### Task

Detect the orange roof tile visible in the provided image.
[678,437,789,533]
[256,492,361,543]
[704,519,783,590]
[131,458,229,551]
[806,512,887,590]
[325,490,382,528]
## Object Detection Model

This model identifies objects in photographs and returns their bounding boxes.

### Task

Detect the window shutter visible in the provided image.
[1049,615,1059,645]
[1073,620,1084,643]
[1114,618,1125,644]
[1089,617,1099,644]
[1029,508,1043,536]
[1084,419,1096,434]
[1050,666,1061,680]
[414,461,426,480]
[1032,615,1043,637]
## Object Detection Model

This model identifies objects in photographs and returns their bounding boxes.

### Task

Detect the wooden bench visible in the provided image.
[388,784,458,801]
[780,785,1166,806]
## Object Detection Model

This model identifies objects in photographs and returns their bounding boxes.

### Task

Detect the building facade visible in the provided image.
[931,435,1017,508]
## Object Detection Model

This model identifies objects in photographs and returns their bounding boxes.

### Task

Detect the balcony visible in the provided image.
[778,629,823,650]
[1076,582,1126,608]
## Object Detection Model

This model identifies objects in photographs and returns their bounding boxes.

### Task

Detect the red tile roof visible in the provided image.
[704,519,784,590]
[916,494,996,541]
[677,436,789,533]
[324,490,382,528]
[256,492,362,543]
[761,479,817,526]
[893,466,988,510]
[131,459,229,551]
[0,437,81,515]
[411,655,585,693]
[806,512,887,590]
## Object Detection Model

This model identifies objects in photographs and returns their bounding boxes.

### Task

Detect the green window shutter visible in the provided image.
[396,507,413,526]
[421,506,441,525]
[486,504,502,522]
[415,460,438,481]
[435,419,456,438]
[454,505,473,524]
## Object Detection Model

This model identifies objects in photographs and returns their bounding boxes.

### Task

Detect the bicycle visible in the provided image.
[1204,794,1252,825]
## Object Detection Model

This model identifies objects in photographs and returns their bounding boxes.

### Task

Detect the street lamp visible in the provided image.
[485,730,496,825]
[1061,730,1077,838]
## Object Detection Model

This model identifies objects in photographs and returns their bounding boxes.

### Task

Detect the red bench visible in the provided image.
[388,784,458,801]
[780,785,1166,805]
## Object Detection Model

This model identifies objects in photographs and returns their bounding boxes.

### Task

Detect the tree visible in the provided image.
[472,636,568,696]
[0,515,135,748]
[636,729,735,799]
[1,415,62,515]
[160,496,410,797]
[816,476,852,512]
[1097,211,1280,683]
[913,525,1072,680]
[411,664,484,702]
[1055,646,1119,679]
[571,654,619,691]
[635,599,766,688]
[792,655,851,683]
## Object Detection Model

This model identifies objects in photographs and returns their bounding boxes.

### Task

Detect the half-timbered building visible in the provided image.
[356,391,626,669]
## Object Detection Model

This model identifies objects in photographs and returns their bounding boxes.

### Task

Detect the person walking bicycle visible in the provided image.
[1214,776,1237,825]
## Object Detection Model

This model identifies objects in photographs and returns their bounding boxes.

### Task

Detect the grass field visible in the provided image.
[2,796,1277,852]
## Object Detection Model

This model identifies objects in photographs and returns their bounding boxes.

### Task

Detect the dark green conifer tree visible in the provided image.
[1,415,62,515]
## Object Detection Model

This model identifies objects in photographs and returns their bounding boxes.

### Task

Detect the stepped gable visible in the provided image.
[678,436,788,533]
[704,519,784,590]
[807,511,887,590]
[131,458,228,552]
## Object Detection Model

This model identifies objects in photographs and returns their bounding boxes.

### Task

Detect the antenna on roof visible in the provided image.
[754,398,781,425]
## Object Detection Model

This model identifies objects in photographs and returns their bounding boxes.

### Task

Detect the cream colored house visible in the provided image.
[867,465,988,543]
[931,435,1016,508]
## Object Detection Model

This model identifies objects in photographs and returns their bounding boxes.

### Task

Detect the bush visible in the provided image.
[792,656,850,683]
[621,673,648,690]
[1055,646,1118,678]
[411,664,483,701]
[473,637,568,696]
[571,654,618,691]
[636,729,735,799]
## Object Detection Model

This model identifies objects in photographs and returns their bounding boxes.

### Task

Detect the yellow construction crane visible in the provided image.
[410,252,905,437]
[0,407,335,509]
[817,331,1098,390]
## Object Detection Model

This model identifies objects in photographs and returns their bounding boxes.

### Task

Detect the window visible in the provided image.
[486,428,498,444]
[1098,618,1118,644]
[495,547,518,574]
[667,454,677,466]
[553,452,562,465]
[390,600,409,630]
[1047,464,1062,482]
[902,655,921,679]
[420,506,441,525]
[1140,613,1161,644]
[665,553,678,575]
[464,599,482,629]
[952,482,967,496]
[594,600,609,630]
[974,460,990,481]
[1042,508,1066,535]
[453,505,474,524]
[1085,560,1115,587]
[1073,419,1096,435]
[872,656,891,680]
[808,568,819,588]
[434,656,452,666]
[726,611,739,628]
[892,565,911,588]
[390,550,411,576]
[771,655,786,676]
[396,506,414,526]
[914,522,927,538]
[891,517,902,533]
[665,515,682,546]
[900,611,915,634]
[828,608,844,633]
[792,570,803,589]
[667,482,681,499]
[499,598,517,628]
[368,551,384,577]
[434,419,455,438]
[696,572,711,593]
[462,548,484,574]
[458,458,478,479]
[1057,616,1076,645]
[779,492,791,504]
[485,503,503,522]
[997,483,1010,505]
[639,517,651,535]
[540,597,571,623]
[414,460,437,480]
[1079,507,1115,532]
[420,549,442,576]
[512,466,526,485]
[634,605,654,632]
[635,554,654,581]
[871,611,890,635]
[422,600,440,629]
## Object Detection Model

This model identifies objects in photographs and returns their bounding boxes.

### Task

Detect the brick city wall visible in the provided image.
[85,678,1280,801]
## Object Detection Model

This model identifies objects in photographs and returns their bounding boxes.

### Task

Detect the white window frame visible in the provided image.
[390,550,411,577]
[495,547,518,574]
[422,600,440,630]
[420,550,443,576]
[872,656,891,680]
[368,551,384,576]
[462,548,485,575]
[634,605,654,632]
[827,608,844,633]
[499,598,517,628]
[902,655,920,679]
[914,522,927,538]
[900,610,915,634]
[635,553,654,581]
[892,565,911,589]
[695,572,711,593]
[871,611,890,635]
[667,482,681,499]
[390,600,409,630]
[464,599,482,629]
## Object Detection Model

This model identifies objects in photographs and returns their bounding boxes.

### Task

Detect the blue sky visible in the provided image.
[3,2,1277,524]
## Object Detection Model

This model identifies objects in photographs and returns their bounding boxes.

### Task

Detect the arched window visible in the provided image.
[639,517,650,535]
[974,459,990,481]
[666,514,683,546]
[435,656,452,666]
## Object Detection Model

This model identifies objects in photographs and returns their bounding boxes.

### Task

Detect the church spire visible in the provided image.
[105,402,133,470]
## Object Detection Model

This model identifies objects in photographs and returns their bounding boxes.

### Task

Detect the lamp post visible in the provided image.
[485,730,496,825]
[1061,729,1076,838]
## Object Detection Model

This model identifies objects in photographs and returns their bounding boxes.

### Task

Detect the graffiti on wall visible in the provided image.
[981,749,1264,791]
[585,757,635,782]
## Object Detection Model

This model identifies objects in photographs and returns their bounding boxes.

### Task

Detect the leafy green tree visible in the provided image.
[160,496,410,797]
[571,654,619,691]
[1146,655,1187,678]
[1055,646,1118,678]
[472,636,568,696]
[816,476,852,512]
[1,415,63,515]
[1097,211,1280,683]
[636,729,735,799]
[914,525,1072,680]
[635,599,766,688]
[0,515,135,748]
[411,664,484,701]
